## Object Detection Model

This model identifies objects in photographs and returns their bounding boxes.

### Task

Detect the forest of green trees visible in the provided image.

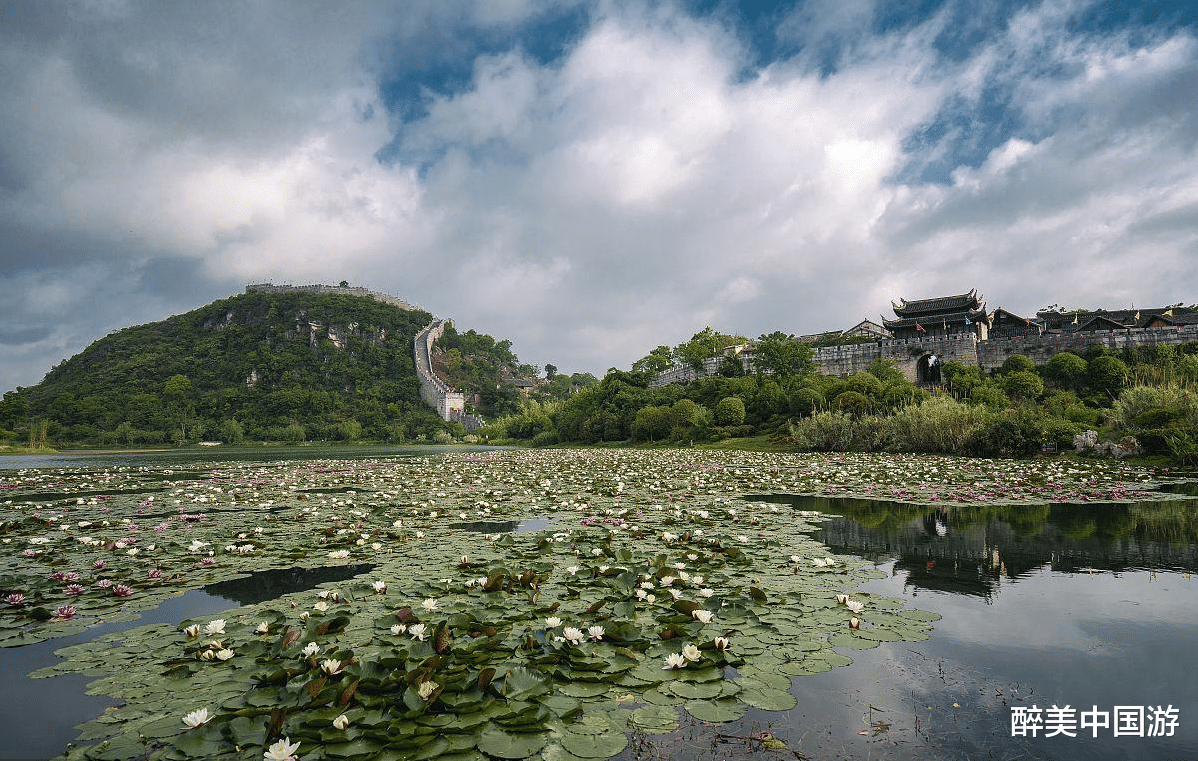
[486,329,1198,464]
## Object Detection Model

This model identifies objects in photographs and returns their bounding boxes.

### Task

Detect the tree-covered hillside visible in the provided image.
[0,290,453,446]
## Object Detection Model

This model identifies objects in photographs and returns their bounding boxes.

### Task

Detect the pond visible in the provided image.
[0,448,1193,760]
[703,495,1198,761]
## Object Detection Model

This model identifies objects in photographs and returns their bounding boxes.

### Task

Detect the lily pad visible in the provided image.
[475,726,547,759]
[684,699,748,723]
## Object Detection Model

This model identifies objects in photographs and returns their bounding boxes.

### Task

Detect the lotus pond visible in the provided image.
[0,447,1195,760]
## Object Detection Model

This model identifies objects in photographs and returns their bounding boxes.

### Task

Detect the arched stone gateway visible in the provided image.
[917,353,942,384]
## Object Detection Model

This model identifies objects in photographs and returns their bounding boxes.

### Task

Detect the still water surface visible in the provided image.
[1,449,1195,761]
[645,495,1198,761]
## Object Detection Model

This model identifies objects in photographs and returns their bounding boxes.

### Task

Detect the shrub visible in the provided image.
[942,361,982,393]
[1045,352,1088,389]
[789,387,825,415]
[968,410,1040,457]
[881,396,988,453]
[530,430,560,447]
[1001,371,1045,401]
[844,372,883,398]
[832,391,871,416]
[1110,384,1198,455]
[788,411,857,451]
[713,396,746,426]
[1000,354,1036,374]
[968,381,1010,410]
[1089,355,1130,396]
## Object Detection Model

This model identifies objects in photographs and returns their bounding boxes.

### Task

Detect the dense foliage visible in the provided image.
[1,291,453,446]
[488,339,1198,464]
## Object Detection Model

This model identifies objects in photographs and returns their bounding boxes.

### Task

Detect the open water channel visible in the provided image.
[1,447,1195,761]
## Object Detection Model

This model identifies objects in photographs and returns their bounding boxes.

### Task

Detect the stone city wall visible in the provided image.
[246,283,420,311]
[976,325,1198,371]
[653,325,1198,386]
[414,318,466,421]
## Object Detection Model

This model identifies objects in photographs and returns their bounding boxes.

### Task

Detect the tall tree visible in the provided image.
[750,332,813,378]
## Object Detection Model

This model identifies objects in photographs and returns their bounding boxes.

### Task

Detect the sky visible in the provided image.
[2,0,1197,392]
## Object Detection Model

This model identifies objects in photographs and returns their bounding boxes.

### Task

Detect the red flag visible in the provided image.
[916,323,926,333]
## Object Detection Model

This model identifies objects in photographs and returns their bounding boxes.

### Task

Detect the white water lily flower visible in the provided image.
[682,643,701,662]
[204,619,226,636]
[320,659,343,675]
[692,610,715,624]
[417,680,439,700]
[408,623,427,641]
[659,576,676,587]
[790,555,802,564]
[182,708,210,727]
[835,593,849,605]
[562,626,585,645]
[215,648,235,661]
[199,649,216,661]
[183,624,201,638]
[333,713,350,730]
[588,625,605,641]
[663,652,687,669]
[849,616,861,629]
[421,598,439,612]
[390,624,407,635]
[302,642,321,658]
[263,737,301,761]
[698,588,715,598]
[846,600,865,614]
[313,601,328,613]
[327,549,350,559]
[545,617,562,628]
[372,580,387,594]
[714,636,731,651]
[255,622,270,635]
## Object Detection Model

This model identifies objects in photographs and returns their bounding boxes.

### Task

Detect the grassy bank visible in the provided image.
[0,444,58,456]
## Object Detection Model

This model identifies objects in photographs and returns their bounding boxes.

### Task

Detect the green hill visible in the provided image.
[3,289,453,446]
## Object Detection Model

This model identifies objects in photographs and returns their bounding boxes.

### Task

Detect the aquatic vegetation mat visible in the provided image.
[1,449,1182,760]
